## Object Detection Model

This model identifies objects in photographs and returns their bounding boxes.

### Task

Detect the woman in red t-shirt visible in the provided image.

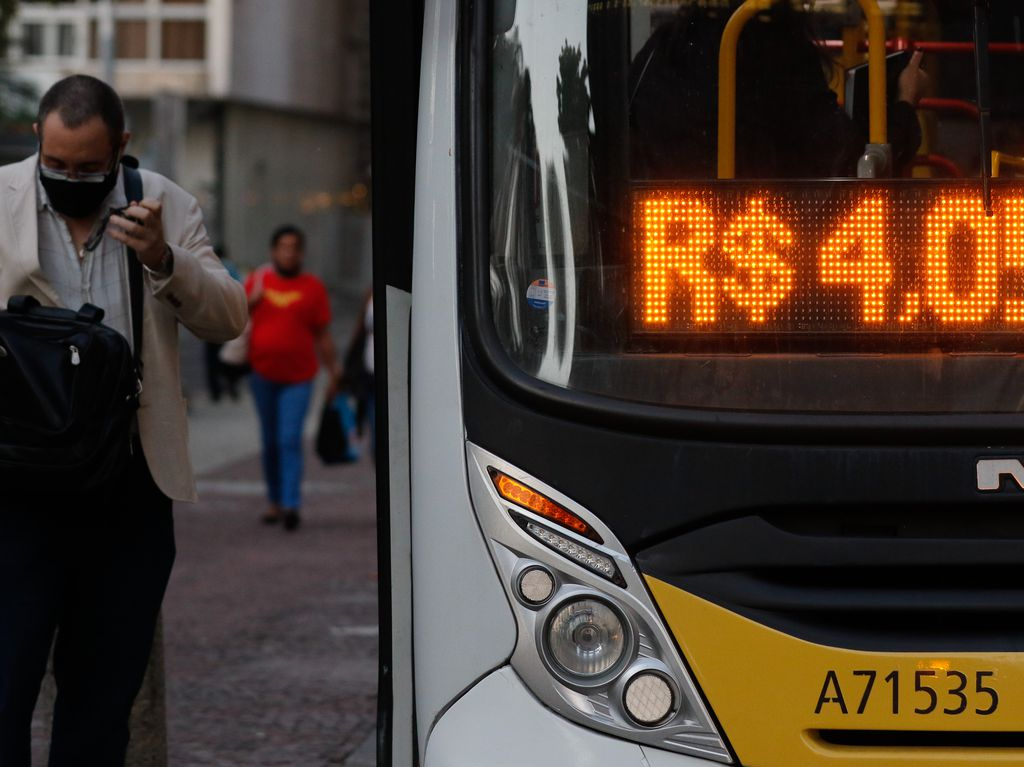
[246,225,339,530]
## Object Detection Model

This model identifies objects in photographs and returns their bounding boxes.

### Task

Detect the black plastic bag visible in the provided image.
[315,397,358,465]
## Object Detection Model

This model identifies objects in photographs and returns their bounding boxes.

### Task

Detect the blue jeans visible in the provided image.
[249,372,314,510]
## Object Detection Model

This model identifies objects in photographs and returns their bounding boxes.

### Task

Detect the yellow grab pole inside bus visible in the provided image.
[717,0,888,179]
[992,150,1024,178]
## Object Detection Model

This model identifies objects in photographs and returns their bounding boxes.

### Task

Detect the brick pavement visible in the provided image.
[162,406,379,767]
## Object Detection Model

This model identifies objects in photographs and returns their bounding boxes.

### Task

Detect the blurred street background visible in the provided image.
[2,1,379,764]
[165,367,379,767]
[0,0,371,297]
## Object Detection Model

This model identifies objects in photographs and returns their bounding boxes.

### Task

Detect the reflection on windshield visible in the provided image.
[493,0,591,386]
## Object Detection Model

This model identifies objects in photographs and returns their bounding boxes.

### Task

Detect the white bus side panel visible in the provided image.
[425,667,714,767]
[386,285,415,767]
[411,0,517,758]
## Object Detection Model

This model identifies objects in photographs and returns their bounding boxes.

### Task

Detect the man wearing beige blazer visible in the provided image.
[0,76,247,766]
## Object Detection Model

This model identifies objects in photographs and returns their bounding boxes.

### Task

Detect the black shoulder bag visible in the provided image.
[0,163,145,490]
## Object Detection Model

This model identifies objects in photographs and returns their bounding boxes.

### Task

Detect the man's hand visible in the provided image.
[248,277,265,309]
[315,326,341,401]
[109,199,170,272]
[897,50,929,108]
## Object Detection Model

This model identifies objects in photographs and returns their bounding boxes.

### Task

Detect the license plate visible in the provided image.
[814,666,999,718]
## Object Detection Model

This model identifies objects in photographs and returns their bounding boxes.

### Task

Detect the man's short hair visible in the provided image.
[270,225,305,249]
[36,75,125,152]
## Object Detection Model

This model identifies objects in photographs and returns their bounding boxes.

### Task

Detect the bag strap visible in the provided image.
[7,295,41,314]
[122,163,145,380]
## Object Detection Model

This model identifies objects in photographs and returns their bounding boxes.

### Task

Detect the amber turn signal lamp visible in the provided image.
[488,468,603,544]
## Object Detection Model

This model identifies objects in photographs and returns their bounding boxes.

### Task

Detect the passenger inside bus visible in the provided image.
[628,0,928,179]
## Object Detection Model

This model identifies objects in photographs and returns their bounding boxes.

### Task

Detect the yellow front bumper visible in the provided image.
[648,576,1024,766]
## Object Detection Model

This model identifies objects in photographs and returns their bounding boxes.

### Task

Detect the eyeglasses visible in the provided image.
[83,206,129,252]
[39,164,111,184]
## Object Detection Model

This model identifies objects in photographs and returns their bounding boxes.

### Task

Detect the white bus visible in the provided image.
[373,1,1024,764]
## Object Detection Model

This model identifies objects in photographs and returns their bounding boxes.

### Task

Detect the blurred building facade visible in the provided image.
[8,0,371,294]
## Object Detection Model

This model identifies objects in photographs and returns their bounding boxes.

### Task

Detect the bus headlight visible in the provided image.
[623,671,676,726]
[546,598,627,679]
[468,445,731,763]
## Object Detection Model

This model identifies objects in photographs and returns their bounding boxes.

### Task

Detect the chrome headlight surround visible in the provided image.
[466,443,732,764]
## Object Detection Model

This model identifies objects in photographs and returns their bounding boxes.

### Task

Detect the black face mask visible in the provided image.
[39,157,119,220]
[274,264,302,278]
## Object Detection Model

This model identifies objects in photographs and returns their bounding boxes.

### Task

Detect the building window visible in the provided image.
[22,23,45,56]
[115,20,147,59]
[57,23,75,57]
[161,20,204,60]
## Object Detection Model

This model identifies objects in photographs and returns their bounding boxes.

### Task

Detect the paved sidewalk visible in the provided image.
[162,390,379,766]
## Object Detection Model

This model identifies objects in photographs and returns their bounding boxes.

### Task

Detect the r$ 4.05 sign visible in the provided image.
[633,181,1024,349]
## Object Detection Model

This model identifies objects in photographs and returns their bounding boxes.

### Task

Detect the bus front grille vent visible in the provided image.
[635,504,1024,652]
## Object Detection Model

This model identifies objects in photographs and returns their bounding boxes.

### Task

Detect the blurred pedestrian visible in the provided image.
[247,225,339,530]
[341,288,375,460]
[0,75,246,766]
[203,244,245,402]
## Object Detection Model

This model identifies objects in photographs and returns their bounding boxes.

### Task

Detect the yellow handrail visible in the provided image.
[717,0,888,179]
[862,0,888,147]
[992,150,1024,178]
[716,0,771,180]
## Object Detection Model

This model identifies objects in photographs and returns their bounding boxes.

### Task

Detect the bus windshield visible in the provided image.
[487,0,1024,413]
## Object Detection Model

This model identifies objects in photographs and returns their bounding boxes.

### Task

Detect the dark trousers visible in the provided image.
[204,340,226,401]
[204,342,246,402]
[0,453,175,767]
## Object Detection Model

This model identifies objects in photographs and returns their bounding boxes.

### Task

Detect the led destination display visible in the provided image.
[634,182,1024,349]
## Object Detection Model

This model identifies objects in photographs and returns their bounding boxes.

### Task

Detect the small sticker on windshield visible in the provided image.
[527,279,555,310]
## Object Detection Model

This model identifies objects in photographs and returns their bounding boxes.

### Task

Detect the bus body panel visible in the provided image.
[370,0,422,759]
[385,286,415,767]
[424,666,714,767]
[411,0,516,758]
